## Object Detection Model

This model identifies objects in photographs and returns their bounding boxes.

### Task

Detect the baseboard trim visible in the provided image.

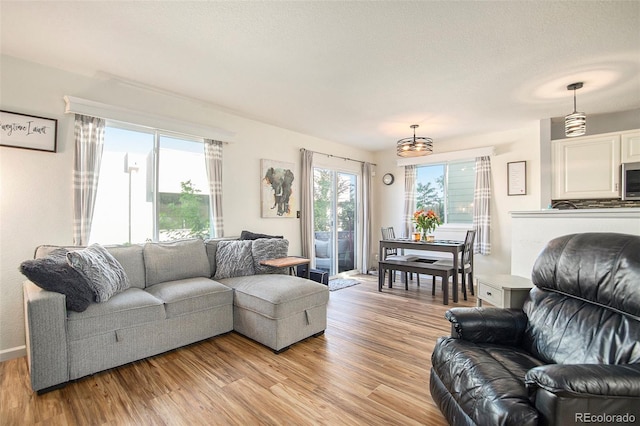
[0,346,26,362]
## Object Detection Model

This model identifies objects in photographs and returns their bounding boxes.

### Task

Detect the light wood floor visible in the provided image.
[1,274,476,425]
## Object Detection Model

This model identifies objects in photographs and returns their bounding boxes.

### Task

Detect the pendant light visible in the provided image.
[396,124,433,157]
[565,82,586,137]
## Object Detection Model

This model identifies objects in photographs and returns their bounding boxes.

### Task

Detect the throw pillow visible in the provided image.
[214,240,255,279]
[20,248,94,312]
[240,230,283,240]
[67,244,130,303]
[252,238,289,274]
[315,239,329,258]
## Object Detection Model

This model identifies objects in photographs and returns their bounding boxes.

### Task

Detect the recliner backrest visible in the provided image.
[522,233,640,365]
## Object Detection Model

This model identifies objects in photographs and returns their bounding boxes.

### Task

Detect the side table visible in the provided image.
[476,274,533,309]
[259,256,311,278]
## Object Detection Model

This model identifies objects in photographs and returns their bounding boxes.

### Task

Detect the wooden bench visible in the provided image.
[378,259,458,304]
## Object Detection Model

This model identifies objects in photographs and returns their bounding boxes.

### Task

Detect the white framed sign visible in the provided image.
[507,161,527,196]
[0,110,58,153]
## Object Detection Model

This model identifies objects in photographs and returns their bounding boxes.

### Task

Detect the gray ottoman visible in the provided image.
[218,274,329,352]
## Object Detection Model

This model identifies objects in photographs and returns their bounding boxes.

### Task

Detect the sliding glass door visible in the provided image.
[313,168,358,276]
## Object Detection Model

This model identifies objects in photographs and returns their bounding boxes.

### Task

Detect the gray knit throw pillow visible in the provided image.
[67,244,130,302]
[214,240,255,279]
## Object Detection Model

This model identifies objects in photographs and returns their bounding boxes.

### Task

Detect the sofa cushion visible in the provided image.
[145,277,233,318]
[66,288,165,341]
[20,248,94,312]
[105,244,145,289]
[144,239,211,286]
[214,240,255,279]
[219,274,329,319]
[35,244,84,258]
[67,244,131,302]
[431,337,543,426]
[252,238,289,274]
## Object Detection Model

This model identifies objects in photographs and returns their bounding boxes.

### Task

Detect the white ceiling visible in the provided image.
[1,1,639,151]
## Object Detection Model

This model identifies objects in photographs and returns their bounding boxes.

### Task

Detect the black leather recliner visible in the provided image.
[430,233,640,426]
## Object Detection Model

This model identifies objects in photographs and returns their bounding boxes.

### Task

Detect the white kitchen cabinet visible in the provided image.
[622,130,640,163]
[552,134,621,199]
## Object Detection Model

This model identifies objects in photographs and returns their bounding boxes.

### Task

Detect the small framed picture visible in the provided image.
[0,110,58,153]
[507,161,526,196]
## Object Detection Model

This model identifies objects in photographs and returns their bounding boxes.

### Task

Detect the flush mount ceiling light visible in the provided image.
[396,124,433,157]
[565,82,586,137]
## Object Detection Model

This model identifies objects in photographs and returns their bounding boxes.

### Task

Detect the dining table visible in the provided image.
[379,238,466,299]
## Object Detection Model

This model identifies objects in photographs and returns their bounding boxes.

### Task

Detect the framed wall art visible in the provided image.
[507,161,527,196]
[261,159,296,218]
[0,110,58,153]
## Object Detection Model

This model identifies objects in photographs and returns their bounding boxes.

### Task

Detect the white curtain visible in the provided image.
[403,165,417,238]
[300,149,314,260]
[473,156,491,254]
[361,162,373,274]
[73,114,105,245]
[204,139,224,238]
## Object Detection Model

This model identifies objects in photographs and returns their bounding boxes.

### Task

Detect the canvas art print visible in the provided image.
[261,159,296,218]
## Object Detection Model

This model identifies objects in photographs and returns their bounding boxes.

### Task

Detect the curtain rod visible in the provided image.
[301,148,377,166]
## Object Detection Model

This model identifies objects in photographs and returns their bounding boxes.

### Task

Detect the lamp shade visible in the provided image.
[565,111,586,137]
[397,125,433,157]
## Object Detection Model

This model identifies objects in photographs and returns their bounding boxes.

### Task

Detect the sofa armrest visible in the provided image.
[23,281,69,393]
[445,307,527,345]
[525,364,640,398]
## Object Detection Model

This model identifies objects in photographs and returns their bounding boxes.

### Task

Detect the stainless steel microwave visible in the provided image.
[622,162,640,200]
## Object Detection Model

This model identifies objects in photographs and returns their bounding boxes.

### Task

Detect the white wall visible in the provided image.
[372,122,542,278]
[0,55,374,359]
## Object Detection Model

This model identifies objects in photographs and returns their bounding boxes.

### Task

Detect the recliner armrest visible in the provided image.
[445,307,527,345]
[525,364,640,397]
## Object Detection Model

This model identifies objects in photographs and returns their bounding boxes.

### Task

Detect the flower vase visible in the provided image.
[421,229,435,242]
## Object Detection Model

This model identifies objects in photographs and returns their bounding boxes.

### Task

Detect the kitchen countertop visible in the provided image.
[510,208,640,218]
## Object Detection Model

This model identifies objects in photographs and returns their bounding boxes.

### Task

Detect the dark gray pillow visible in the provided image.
[67,244,130,302]
[252,238,289,274]
[20,248,93,312]
[214,240,255,279]
[240,230,283,240]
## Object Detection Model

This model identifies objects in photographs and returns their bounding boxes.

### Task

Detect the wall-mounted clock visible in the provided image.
[382,173,394,185]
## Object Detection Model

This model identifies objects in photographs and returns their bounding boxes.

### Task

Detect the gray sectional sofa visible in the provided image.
[22,238,329,394]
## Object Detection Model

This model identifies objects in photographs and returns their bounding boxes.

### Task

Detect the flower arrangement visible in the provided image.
[413,209,442,235]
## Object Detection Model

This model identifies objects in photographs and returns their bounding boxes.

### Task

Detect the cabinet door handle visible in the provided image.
[486,291,492,296]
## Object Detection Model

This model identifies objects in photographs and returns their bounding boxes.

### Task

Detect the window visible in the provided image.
[416,160,475,223]
[90,125,211,245]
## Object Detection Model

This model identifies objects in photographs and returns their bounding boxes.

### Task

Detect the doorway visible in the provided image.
[313,168,358,276]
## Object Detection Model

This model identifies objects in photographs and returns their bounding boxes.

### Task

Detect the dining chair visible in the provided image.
[380,227,418,284]
[432,229,476,300]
